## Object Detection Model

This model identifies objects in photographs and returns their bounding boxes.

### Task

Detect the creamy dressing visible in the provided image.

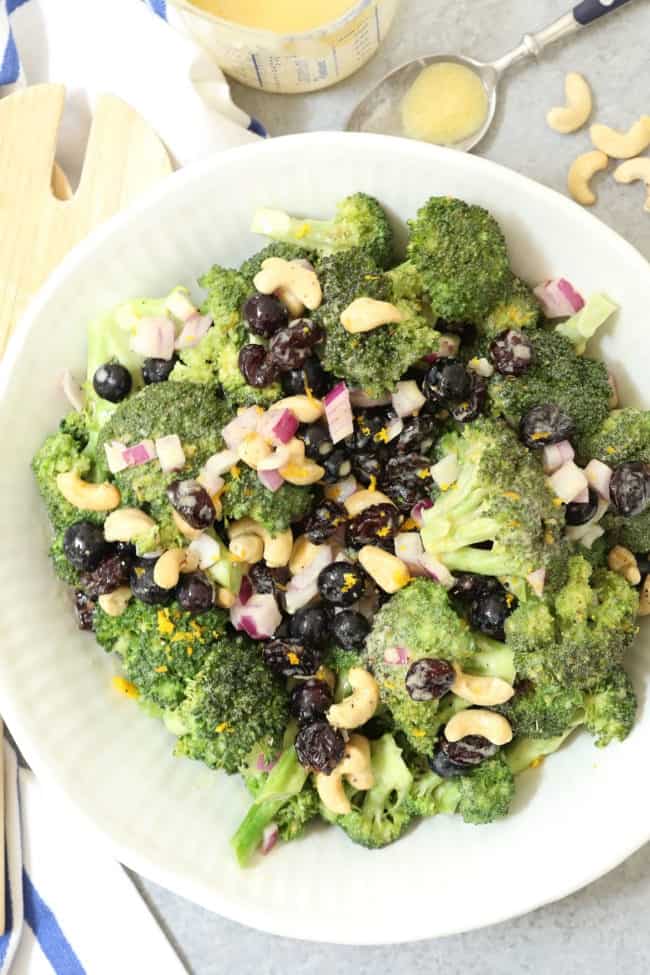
[189,0,356,32]
[400,62,489,146]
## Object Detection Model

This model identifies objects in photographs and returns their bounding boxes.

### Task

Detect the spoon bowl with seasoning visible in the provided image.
[346,0,636,151]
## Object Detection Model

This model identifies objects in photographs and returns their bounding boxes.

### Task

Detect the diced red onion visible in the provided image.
[349,388,392,408]
[104,440,128,474]
[420,553,455,589]
[585,459,612,501]
[174,313,212,350]
[285,546,333,615]
[256,753,278,773]
[258,469,284,492]
[394,533,425,575]
[155,434,186,473]
[122,439,156,467]
[542,440,575,475]
[573,486,590,505]
[411,498,433,527]
[392,380,425,418]
[204,449,238,477]
[230,593,282,639]
[383,646,410,666]
[130,316,175,360]
[431,454,459,489]
[526,568,546,597]
[61,369,86,411]
[165,288,197,323]
[548,461,589,503]
[261,823,279,856]
[222,407,262,450]
[533,278,585,318]
[258,408,299,446]
[188,534,222,569]
[324,382,353,444]
[386,414,404,442]
[239,575,253,605]
[468,357,494,378]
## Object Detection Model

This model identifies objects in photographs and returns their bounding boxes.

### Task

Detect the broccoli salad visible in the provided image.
[33,193,650,865]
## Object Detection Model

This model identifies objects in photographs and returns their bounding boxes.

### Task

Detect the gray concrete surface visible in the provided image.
[137,0,650,970]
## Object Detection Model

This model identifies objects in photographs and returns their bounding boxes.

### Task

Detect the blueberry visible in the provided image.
[302,499,347,544]
[381,453,433,514]
[281,357,331,397]
[248,562,291,604]
[565,488,599,526]
[637,553,650,578]
[142,356,177,384]
[130,560,175,605]
[489,330,534,376]
[610,462,650,518]
[243,292,289,338]
[238,344,278,388]
[269,320,324,372]
[301,422,334,462]
[519,404,575,449]
[92,362,132,403]
[318,562,367,607]
[429,745,466,779]
[344,411,390,453]
[394,415,436,454]
[450,374,488,423]
[330,610,370,650]
[405,658,455,701]
[290,679,333,725]
[63,521,109,572]
[423,358,471,405]
[450,573,502,604]
[177,572,214,613]
[295,721,345,774]
[166,479,216,530]
[469,589,516,641]
[289,606,331,650]
[322,448,353,484]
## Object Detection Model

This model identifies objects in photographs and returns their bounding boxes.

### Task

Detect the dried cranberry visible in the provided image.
[381,453,433,513]
[238,344,278,388]
[81,551,132,599]
[166,479,215,529]
[243,292,289,337]
[519,404,575,449]
[262,639,323,677]
[295,721,345,774]
[344,411,390,453]
[302,499,347,543]
[177,572,214,613]
[394,414,436,454]
[445,735,498,767]
[450,374,488,423]
[73,590,96,630]
[351,451,385,487]
[290,679,333,725]
[423,358,471,405]
[405,658,455,701]
[489,329,534,376]
[269,319,324,371]
[345,503,402,549]
[610,462,650,517]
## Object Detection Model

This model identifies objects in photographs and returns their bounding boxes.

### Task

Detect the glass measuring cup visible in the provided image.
[167,0,402,94]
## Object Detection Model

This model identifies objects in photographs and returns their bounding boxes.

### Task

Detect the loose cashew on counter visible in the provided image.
[614,157,650,213]
[567,150,608,206]
[228,517,293,567]
[327,668,380,730]
[546,73,592,134]
[316,734,374,816]
[590,116,650,159]
[56,471,121,512]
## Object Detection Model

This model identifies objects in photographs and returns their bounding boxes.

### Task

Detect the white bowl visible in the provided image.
[0,133,648,945]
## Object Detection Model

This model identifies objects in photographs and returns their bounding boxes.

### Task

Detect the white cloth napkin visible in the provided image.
[0,0,264,184]
[0,742,188,974]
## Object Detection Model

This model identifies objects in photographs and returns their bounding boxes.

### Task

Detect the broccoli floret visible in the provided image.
[321,734,413,849]
[482,275,542,339]
[499,680,584,738]
[505,555,639,692]
[602,509,650,555]
[434,754,515,825]
[365,579,476,753]
[222,464,313,534]
[421,418,564,584]
[488,329,611,453]
[251,193,393,268]
[239,241,313,280]
[404,751,441,818]
[584,668,637,747]
[580,408,650,467]
[406,197,511,323]
[315,252,439,396]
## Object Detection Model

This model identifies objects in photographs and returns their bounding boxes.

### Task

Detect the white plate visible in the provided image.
[0,133,648,945]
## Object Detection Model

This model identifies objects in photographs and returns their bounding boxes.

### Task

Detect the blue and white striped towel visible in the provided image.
[1,0,265,183]
[0,742,188,975]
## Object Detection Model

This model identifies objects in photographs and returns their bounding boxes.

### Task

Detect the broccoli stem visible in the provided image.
[504,726,578,775]
[440,547,516,577]
[230,746,308,866]
[468,637,516,682]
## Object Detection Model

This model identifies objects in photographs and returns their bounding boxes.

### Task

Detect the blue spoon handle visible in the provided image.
[573,0,635,26]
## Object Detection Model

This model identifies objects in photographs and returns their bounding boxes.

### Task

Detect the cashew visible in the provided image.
[591,116,650,159]
[275,284,305,318]
[172,509,202,541]
[614,157,650,212]
[289,535,325,575]
[344,488,394,517]
[567,150,608,205]
[445,709,513,746]
[340,297,404,334]
[229,533,264,564]
[639,576,650,617]
[278,459,325,486]
[228,518,293,568]
[608,545,641,585]
[273,395,324,424]
[56,471,120,512]
[328,668,380,729]
[253,257,322,311]
[451,665,515,707]
[315,734,374,816]
[216,587,237,609]
[104,507,156,543]
[358,545,411,594]
[546,73,592,134]
[98,587,132,617]
[237,432,272,470]
[153,548,200,590]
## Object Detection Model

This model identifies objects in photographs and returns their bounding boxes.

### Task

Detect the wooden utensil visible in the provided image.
[0,83,172,356]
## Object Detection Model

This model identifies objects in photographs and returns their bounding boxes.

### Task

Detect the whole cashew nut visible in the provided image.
[315,734,374,816]
[289,535,325,575]
[445,709,513,746]
[591,116,650,159]
[104,507,156,543]
[229,533,265,564]
[327,668,380,730]
[273,395,324,424]
[228,517,293,568]
[153,548,200,590]
[546,73,592,134]
[253,257,322,311]
[57,471,121,512]
[567,150,608,206]
[451,666,515,707]
[614,157,650,213]
[341,297,404,334]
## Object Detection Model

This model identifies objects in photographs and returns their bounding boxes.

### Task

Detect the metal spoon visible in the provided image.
[346,0,636,151]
